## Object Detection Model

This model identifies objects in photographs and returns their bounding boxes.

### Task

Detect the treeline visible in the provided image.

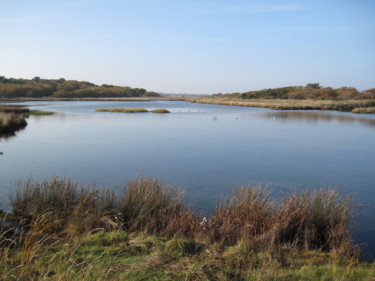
[216,83,375,100]
[0,76,160,98]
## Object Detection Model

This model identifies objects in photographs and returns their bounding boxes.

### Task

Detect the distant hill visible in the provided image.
[215,83,375,100]
[0,76,159,98]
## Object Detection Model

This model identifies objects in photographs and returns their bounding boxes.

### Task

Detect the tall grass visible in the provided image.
[120,177,200,237]
[10,178,118,235]
[0,112,27,134]
[8,177,355,254]
[208,185,273,246]
[208,186,355,255]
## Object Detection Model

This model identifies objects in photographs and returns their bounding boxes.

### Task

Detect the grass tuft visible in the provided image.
[96,108,148,113]
[151,108,170,114]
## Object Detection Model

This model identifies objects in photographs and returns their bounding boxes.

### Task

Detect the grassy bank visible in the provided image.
[96,108,170,113]
[1,177,373,280]
[188,97,375,113]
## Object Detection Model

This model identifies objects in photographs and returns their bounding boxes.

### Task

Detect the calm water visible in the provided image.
[1,101,375,259]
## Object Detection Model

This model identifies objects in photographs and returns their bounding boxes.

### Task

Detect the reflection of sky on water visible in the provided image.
[0,101,375,260]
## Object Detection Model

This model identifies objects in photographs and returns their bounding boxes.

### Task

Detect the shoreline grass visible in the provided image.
[352,107,375,114]
[28,110,54,116]
[188,97,375,113]
[0,112,27,134]
[1,176,373,280]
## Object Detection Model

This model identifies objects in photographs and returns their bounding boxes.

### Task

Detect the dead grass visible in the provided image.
[8,177,356,255]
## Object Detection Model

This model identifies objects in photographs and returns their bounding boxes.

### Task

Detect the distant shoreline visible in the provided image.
[187,97,375,113]
[0,96,185,102]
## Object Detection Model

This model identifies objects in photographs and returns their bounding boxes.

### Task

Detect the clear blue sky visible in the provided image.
[1,0,374,94]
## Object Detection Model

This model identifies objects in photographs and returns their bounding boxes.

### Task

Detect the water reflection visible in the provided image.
[257,111,375,128]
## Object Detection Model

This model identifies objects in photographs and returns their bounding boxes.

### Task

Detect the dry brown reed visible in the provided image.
[10,178,118,235]
[208,186,355,255]
[8,177,355,255]
[208,185,273,246]
[120,177,201,237]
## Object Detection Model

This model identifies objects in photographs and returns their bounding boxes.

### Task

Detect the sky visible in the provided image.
[0,0,374,94]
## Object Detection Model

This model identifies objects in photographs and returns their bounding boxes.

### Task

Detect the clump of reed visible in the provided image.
[120,177,200,238]
[272,189,354,254]
[208,186,355,255]
[28,110,54,116]
[96,108,148,113]
[0,112,27,134]
[10,178,118,235]
[151,108,170,113]
[208,185,273,246]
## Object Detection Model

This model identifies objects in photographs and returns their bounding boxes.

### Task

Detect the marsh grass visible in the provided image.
[96,108,148,113]
[10,178,118,235]
[189,97,375,113]
[0,105,29,114]
[120,177,200,237]
[0,112,27,134]
[208,185,273,247]
[151,108,170,113]
[352,107,375,114]
[28,110,54,116]
[2,177,370,280]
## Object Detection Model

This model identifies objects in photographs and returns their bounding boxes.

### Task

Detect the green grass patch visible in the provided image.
[28,110,54,116]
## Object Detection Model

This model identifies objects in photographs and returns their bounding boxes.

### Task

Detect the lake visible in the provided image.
[1,100,375,259]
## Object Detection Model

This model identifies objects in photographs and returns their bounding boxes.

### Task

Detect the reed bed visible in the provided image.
[8,177,356,255]
[1,177,372,280]
[151,109,170,113]
[0,112,27,134]
[188,97,375,113]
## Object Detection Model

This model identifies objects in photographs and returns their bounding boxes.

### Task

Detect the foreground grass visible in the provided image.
[96,108,170,113]
[1,230,373,281]
[188,97,375,113]
[1,176,374,280]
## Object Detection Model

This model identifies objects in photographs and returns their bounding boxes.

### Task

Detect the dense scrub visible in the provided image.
[0,76,159,98]
[236,84,375,100]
